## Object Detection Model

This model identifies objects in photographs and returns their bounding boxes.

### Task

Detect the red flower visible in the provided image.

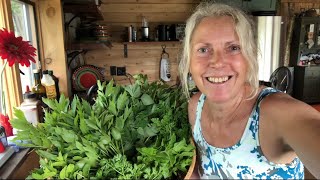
[0,28,36,67]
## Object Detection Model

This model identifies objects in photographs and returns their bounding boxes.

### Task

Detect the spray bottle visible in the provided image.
[160,45,171,81]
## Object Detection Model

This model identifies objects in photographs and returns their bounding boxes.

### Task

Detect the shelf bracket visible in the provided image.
[124,44,128,58]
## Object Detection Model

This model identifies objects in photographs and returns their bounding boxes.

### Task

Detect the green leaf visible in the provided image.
[100,135,111,144]
[108,99,117,116]
[86,113,99,130]
[124,83,141,98]
[105,79,114,97]
[115,116,125,130]
[11,108,34,130]
[82,163,91,177]
[66,164,75,175]
[137,127,145,136]
[37,150,57,160]
[70,96,78,115]
[76,141,84,151]
[141,94,154,106]
[123,106,131,121]
[79,111,89,134]
[59,165,67,179]
[144,125,158,137]
[82,100,92,115]
[102,114,114,128]
[111,128,121,141]
[117,91,128,111]
[52,161,66,167]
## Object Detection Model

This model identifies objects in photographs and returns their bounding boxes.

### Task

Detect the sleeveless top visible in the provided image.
[193,87,304,179]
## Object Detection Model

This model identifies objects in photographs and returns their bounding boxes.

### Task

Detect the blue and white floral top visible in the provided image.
[193,87,304,179]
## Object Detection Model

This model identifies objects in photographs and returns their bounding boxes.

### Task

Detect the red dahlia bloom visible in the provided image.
[0,28,36,67]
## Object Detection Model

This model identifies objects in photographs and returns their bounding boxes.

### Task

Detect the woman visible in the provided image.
[179,2,320,179]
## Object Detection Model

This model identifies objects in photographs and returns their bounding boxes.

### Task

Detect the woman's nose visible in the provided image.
[209,51,224,67]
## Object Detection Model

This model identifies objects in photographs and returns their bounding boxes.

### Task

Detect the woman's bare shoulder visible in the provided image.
[260,91,320,125]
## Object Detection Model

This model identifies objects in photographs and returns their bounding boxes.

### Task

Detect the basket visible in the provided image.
[184,138,196,179]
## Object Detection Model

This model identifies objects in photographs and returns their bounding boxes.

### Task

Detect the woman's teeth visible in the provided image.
[207,76,229,83]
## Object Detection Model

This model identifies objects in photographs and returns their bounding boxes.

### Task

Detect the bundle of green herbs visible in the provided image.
[11,74,194,179]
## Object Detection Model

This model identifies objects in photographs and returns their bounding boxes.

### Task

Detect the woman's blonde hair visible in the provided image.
[179,1,259,99]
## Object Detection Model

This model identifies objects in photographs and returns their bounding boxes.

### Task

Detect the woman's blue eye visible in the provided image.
[227,45,241,54]
[198,48,209,53]
[230,45,240,51]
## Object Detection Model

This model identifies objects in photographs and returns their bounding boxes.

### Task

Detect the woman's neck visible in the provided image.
[205,85,253,125]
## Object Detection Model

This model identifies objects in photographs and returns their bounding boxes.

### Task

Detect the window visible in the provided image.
[0,0,40,118]
[11,0,40,93]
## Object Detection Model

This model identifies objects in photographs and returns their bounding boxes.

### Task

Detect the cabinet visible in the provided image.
[290,17,320,66]
[63,0,103,21]
[63,0,110,50]
[293,66,320,104]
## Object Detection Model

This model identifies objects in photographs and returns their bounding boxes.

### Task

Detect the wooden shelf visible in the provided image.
[67,41,112,50]
[124,41,181,44]
[67,41,182,51]
[63,0,103,21]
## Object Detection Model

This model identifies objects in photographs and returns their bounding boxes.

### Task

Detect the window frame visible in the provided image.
[0,0,41,118]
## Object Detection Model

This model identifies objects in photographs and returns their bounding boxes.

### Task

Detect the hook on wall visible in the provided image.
[161,44,169,58]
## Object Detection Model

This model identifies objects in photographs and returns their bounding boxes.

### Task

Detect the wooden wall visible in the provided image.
[79,0,199,85]
[77,0,320,86]
[84,42,182,85]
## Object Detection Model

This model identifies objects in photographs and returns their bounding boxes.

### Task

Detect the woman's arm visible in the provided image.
[265,93,320,178]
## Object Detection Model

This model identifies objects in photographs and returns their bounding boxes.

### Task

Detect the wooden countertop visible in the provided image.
[0,148,39,179]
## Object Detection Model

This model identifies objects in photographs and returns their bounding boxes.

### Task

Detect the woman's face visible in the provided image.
[190,16,248,102]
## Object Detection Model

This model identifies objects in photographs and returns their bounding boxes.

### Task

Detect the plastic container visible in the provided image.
[41,70,57,99]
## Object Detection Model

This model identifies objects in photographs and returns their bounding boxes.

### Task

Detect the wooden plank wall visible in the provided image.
[82,0,320,86]
[82,0,199,85]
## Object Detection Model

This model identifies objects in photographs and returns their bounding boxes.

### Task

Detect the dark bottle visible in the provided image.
[31,69,46,101]
[48,70,60,100]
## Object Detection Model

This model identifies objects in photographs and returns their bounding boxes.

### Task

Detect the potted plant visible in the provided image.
[11,74,195,179]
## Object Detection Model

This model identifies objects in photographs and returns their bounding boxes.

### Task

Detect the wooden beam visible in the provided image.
[37,0,70,97]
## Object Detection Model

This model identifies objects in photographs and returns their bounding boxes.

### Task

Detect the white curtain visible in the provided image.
[255,16,282,82]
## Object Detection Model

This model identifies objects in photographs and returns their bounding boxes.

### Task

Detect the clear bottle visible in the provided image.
[20,85,42,126]
[48,70,60,100]
[32,69,46,101]
[41,70,57,100]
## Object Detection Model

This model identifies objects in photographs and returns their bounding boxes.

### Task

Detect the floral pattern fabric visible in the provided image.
[193,87,304,179]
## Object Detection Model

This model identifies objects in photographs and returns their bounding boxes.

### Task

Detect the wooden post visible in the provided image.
[37,0,70,97]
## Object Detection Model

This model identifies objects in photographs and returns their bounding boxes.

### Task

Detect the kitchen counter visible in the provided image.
[0,148,39,179]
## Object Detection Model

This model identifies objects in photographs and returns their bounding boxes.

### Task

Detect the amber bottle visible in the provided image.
[31,69,46,101]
